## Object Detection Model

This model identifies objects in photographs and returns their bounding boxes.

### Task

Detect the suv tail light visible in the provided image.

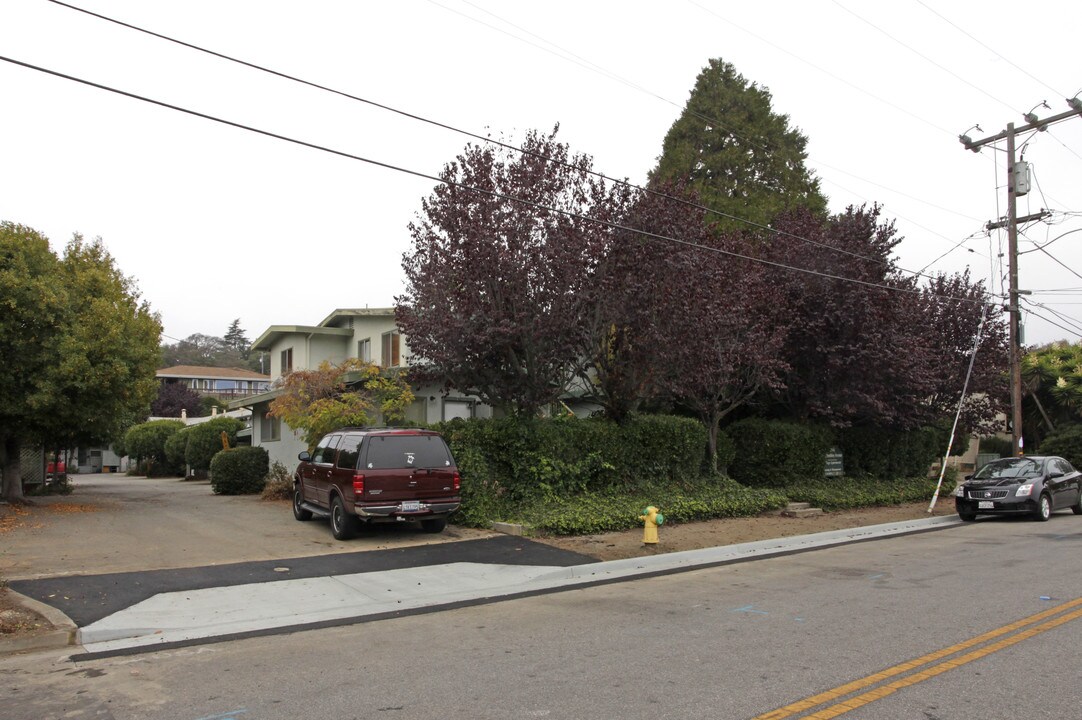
[352,474,365,496]
[453,471,460,492]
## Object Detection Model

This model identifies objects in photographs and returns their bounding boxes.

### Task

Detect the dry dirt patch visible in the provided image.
[533,500,960,561]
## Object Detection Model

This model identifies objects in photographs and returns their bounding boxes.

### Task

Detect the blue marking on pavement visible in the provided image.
[194,710,248,720]
[731,604,769,615]
[867,573,885,580]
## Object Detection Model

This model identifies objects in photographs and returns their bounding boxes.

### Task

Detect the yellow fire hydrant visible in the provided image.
[640,506,664,545]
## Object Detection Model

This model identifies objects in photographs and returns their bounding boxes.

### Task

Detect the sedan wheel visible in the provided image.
[958,511,976,522]
[1034,493,1053,522]
[1072,490,1082,516]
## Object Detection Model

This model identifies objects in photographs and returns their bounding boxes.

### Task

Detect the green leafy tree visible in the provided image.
[650,58,827,232]
[0,222,67,501]
[33,235,162,467]
[1022,341,1082,446]
[160,333,246,368]
[269,358,414,448]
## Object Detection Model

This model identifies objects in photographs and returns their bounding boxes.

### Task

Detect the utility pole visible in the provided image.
[961,98,1082,456]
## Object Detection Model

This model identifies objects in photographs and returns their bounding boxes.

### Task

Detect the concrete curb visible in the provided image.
[0,589,78,657]
[74,514,962,657]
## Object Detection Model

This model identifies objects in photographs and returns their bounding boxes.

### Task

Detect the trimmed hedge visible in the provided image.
[836,425,945,479]
[979,436,1013,458]
[123,419,185,476]
[186,417,245,472]
[727,418,833,486]
[433,415,708,528]
[434,414,706,501]
[1038,424,1082,469]
[164,425,193,471]
[210,446,269,495]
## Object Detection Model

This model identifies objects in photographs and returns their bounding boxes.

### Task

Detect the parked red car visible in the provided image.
[293,427,461,540]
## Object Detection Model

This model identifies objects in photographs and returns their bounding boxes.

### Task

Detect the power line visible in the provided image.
[0,53,989,308]
[912,0,1066,99]
[1018,229,1082,284]
[1019,227,1082,255]
[686,0,956,138]
[832,1,1018,115]
[420,0,987,226]
[1020,298,1082,337]
[1045,129,1082,164]
[44,0,965,284]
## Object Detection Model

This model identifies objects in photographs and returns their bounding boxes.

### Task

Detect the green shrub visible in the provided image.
[260,460,293,500]
[434,414,707,524]
[513,478,788,535]
[779,476,939,511]
[979,436,1013,458]
[837,425,944,479]
[1038,424,1082,469]
[210,446,269,495]
[726,418,833,486]
[123,420,185,476]
[164,426,194,472]
[185,417,245,472]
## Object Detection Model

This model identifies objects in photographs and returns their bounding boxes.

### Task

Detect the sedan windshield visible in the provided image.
[973,458,1044,480]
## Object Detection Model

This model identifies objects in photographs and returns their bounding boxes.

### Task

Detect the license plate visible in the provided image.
[400,501,421,512]
[978,501,994,509]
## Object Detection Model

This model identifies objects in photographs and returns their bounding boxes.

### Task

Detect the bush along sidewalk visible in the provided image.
[437,415,949,536]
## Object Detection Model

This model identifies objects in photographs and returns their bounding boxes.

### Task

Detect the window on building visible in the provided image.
[381,331,400,368]
[280,347,293,376]
[358,338,372,363]
[261,412,281,442]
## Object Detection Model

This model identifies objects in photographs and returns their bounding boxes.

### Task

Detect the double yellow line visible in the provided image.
[754,596,1082,719]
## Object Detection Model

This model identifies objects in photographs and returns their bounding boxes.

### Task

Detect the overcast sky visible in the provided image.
[2,0,1080,352]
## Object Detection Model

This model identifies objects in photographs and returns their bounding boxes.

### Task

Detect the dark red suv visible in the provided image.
[292,427,461,540]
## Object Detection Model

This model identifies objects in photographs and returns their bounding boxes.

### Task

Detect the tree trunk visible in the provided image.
[2,435,25,503]
[706,416,720,475]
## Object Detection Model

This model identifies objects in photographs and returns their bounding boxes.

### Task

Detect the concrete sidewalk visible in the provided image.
[74,514,960,658]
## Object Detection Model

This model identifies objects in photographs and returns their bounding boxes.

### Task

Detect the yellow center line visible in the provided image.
[753,596,1082,720]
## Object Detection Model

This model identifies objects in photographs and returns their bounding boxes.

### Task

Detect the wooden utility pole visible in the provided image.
[962,100,1082,455]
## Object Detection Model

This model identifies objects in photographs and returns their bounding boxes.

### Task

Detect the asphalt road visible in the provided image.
[4,512,1081,719]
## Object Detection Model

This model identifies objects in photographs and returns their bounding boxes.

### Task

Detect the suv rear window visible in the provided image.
[365,435,452,470]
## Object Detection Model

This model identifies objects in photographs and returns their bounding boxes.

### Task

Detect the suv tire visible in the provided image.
[293,486,313,521]
[330,495,359,540]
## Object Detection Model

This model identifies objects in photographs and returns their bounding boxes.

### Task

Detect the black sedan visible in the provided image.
[955,455,1082,522]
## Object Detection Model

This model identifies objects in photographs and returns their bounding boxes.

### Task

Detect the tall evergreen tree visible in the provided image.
[224,318,251,360]
[650,58,827,232]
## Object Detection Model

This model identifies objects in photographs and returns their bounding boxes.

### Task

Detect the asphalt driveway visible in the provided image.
[0,472,499,581]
